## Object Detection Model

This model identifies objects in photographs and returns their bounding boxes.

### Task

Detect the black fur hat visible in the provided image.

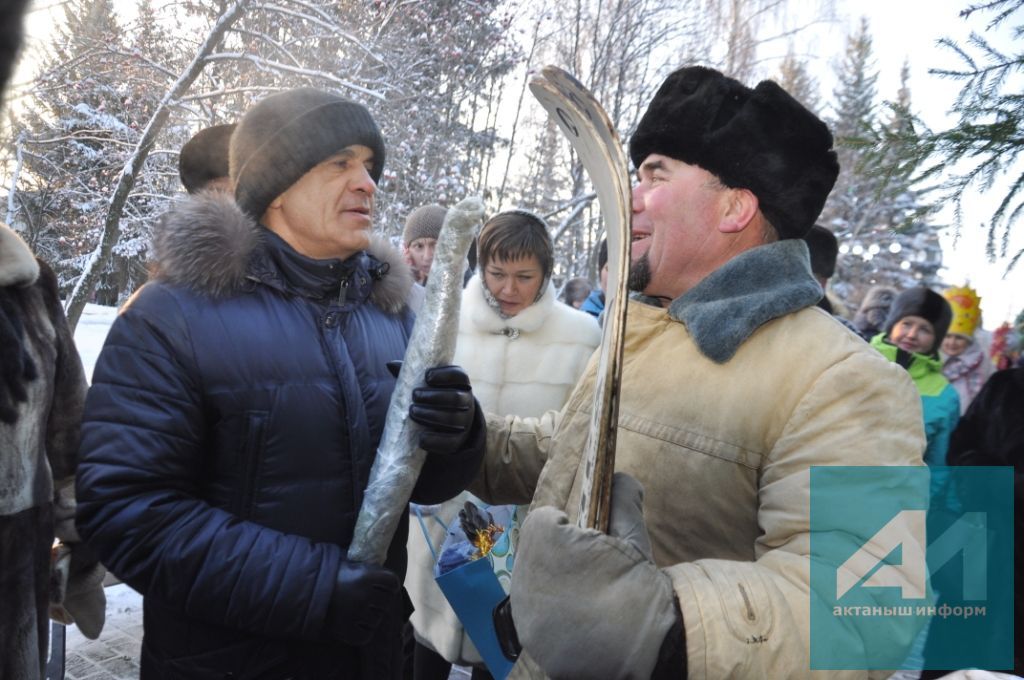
[883,287,953,353]
[805,224,839,278]
[179,124,236,194]
[230,88,385,220]
[629,66,839,240]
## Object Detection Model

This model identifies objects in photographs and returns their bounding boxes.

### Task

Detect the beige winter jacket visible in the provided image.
[472,241,928,679]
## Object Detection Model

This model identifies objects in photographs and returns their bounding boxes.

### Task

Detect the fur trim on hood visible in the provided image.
[0,223,40,287]
[151,191,412,313]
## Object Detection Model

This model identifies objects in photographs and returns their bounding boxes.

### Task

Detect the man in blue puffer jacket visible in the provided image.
[75,89,486,680]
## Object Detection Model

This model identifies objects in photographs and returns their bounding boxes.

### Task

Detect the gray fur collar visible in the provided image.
[667,239,821,363]
[0,223,40,287]
[151,191,412,314]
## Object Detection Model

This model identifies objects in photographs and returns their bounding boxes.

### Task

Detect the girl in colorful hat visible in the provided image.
[941,285,994,414]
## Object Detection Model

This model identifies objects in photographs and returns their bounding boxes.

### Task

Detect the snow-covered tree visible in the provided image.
[10,0,138,298]
[495,0,692,284]
[6,0,525,326]
[819,20,942,311]
[361,0,522,231]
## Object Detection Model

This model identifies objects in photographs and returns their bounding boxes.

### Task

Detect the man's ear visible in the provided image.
[718,188,759,235]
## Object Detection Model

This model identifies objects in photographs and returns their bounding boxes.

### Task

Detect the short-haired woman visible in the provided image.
[406,210,600,679]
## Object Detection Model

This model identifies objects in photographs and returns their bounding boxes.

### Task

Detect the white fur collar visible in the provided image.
[464,273,555,334]
[0,223,40,287]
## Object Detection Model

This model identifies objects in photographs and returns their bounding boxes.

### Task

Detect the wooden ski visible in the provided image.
[528,66,632,533]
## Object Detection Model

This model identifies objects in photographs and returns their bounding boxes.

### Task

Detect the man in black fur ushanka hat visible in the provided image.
[471,66,931,678]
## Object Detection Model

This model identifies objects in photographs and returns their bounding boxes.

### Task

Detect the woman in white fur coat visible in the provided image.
[406,210,600,680]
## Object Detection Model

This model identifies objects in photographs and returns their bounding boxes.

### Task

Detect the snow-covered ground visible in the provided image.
[72,303,120,381]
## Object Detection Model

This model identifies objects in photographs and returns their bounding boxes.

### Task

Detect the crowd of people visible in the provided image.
[1,3,1023,679]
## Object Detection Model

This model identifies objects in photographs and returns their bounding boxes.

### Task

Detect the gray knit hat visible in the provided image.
[403,204,447,247]
[230,88,385,220]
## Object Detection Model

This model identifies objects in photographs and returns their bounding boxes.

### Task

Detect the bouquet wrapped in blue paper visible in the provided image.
[431,501,518,679]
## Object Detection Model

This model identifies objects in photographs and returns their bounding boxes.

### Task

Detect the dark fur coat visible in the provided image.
[0,222,88,679]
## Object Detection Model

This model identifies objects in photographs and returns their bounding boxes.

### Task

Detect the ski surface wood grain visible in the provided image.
[528,66,631,533]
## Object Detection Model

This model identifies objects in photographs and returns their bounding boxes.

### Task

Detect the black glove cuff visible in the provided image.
[651,597,686,680]
[410,398,486,505]
[462,397,486,456]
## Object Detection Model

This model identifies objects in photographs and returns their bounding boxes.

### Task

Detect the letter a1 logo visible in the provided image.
[809,466,1012,671]
[835,510,987,601]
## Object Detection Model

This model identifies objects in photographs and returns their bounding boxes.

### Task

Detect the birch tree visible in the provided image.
[7,0,524,329]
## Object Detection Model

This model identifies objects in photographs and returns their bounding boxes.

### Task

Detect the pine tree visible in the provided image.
[819,19,942,312]
[868,0,1024,270]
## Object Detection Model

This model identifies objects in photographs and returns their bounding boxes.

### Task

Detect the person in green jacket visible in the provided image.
[870,286,960,482]
[870,286,961,672]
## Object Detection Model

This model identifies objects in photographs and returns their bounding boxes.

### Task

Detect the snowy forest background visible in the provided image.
[2,0,1022,330]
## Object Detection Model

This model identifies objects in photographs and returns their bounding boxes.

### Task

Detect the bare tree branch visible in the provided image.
[65,0,252,330]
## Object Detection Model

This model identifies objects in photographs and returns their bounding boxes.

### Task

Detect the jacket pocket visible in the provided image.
[236,411,268,520]
[699,560,776,644]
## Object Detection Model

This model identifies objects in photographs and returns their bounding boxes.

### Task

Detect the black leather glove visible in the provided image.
[325,560,400,646]
[388,362,478,454]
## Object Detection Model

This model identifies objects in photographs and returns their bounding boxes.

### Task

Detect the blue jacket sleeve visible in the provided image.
[75,285,343,642]
[924,384,961,510]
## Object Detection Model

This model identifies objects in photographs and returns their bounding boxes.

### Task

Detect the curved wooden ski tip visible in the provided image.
[529,66,631,534]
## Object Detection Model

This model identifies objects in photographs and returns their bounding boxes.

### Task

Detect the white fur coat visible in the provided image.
[453,274,601,418]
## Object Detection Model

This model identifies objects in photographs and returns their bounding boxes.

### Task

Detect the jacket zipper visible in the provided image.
[238,413,266,519]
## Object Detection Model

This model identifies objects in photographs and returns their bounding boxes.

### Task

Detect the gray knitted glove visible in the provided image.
[509,473,679,680]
